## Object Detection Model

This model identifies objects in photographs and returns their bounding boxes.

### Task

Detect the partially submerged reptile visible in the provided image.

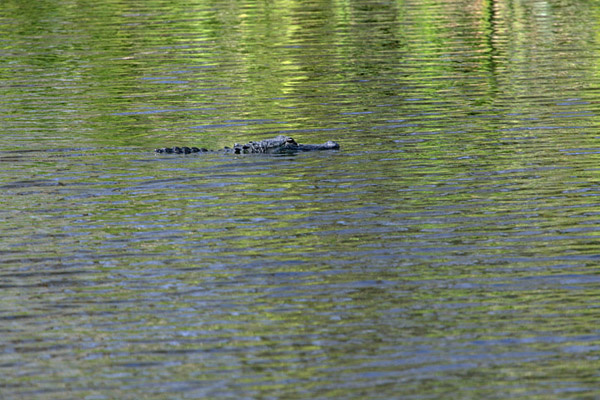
[155,135,340,155]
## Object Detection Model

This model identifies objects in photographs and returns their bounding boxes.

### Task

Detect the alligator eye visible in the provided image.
[286,137,297,145]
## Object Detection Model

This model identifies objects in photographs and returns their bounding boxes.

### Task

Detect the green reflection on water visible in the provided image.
[2,0,599,147]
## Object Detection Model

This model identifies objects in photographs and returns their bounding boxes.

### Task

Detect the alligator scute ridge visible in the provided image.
[155,135,340,155]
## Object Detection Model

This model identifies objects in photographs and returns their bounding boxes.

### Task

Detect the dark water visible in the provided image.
[2,0,600,398]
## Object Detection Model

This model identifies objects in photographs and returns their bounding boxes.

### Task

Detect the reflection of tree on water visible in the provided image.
[482,0,499,91]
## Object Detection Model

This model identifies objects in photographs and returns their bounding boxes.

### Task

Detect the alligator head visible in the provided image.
[230,135,340,154]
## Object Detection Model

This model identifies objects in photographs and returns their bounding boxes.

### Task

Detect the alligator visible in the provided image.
[155,135,340,155]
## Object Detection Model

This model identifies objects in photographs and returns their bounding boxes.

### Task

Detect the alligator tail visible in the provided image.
[155,147,208,154]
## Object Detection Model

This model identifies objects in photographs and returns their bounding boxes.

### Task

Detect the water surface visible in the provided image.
[2,0,600,398]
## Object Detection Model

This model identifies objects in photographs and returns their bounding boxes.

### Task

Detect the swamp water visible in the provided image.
[1,0,599,398]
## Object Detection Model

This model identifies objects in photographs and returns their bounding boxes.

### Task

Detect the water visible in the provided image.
[2,0,600,398]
